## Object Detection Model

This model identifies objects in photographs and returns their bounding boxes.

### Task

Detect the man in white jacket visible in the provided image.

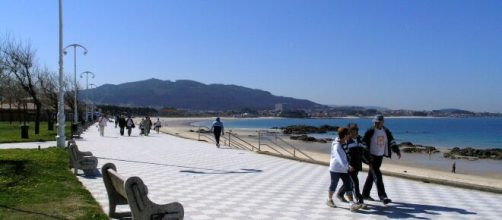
[327,127,362,211]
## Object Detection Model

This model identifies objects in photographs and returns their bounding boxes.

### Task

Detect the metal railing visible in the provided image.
[196,126,319,163]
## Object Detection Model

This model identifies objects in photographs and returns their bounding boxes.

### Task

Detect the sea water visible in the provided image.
[194,117,502,149]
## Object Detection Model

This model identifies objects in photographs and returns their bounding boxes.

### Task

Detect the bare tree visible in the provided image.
[0,75,15,122]
[1,39,43,134]
[38,69,58,130]
[0,75,25,124]
[64,74,82,121]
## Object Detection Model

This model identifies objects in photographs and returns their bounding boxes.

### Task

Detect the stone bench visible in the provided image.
[102,163,184,220]
[68,141,98,176]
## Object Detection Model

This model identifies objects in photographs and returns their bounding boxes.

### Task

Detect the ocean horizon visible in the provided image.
[193,117,502,149]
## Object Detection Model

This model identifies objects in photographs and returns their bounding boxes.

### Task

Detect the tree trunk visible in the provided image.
[35,101,41,134]
[17,104,21,124]
[9,104,13,124]
[46,110,54,131]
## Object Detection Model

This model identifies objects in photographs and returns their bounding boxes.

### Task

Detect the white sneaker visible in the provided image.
[326,199,336,208]
[359,203,368,209]
[350,203,362,212]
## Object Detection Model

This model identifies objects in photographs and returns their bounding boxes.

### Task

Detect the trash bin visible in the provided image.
[48,120,54,131]
[21,125,29,139]
[71,123,79,137]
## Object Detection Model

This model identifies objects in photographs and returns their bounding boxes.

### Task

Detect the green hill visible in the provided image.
[82,78,322,111]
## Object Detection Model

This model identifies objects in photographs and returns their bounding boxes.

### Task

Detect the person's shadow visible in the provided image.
[358,201,476,219]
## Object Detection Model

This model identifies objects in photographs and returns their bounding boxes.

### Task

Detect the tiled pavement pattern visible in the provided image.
[68,126,501,219]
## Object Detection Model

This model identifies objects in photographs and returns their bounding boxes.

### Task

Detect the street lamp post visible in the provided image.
[57,0,65,148]
[64,44,87,124]
[80,71,94,123]
[89,83,97,121]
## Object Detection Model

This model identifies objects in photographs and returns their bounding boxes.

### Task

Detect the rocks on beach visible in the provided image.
[443,147,502,160]
[399,142,440,154]
[281,124,338,135]
[398,142,502,160]
[280,125,337,143]
[289,135,333,143]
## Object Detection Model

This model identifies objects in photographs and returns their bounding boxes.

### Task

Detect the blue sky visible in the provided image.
[1,0,501,112]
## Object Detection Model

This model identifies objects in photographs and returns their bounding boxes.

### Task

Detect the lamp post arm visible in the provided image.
[63,43,88,123]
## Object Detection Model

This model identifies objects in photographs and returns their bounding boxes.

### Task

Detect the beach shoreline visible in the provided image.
[156,117,502,192]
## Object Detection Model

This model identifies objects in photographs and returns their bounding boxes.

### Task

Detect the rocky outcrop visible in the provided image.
[290,135,333,143]
[282,125,338,135]
[399,142,439,154]
[443,147,502,160]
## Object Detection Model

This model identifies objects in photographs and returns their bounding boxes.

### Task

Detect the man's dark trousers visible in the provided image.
[362,155,388,200]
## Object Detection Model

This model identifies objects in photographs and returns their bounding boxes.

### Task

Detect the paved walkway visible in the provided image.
[20,125,502,219]
[0,140,56,149]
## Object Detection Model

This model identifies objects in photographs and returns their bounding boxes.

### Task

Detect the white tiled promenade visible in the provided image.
[73,126,501,219]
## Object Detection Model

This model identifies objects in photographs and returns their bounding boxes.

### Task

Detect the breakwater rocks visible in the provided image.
[290,135,333,143]
[281,125,338,135]
[399,142,440,154]
[443,147,502,160]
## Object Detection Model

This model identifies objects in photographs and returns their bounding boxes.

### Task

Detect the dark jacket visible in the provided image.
[362,126,400,158]
[344,135,370,171]
[118,117,127,128]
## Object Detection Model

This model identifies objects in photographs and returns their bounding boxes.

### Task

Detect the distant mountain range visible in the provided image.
[81,78,323,111]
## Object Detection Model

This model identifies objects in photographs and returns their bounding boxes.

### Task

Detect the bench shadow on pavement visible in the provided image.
[360,201,476,219]
[97,157,263,175]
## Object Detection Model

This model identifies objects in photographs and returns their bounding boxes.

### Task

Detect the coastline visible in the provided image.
[156,117,502,192]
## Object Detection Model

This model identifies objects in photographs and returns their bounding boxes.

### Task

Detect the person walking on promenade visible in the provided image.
[362,115,401,205]
[154,118,162,134]
[210,117,224,147]
[118,114,126,136]
[114,115,119,128]
[139,118,145,135]
[98,114,109,136]
[126,115,135,136]
[144,116,152,136]
[340,123,369,209]
[327,127,362,211]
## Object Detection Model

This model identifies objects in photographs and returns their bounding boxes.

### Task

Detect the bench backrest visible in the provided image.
[68,144,80,164]
[108,169,127,198]
[125,176,150,213]
[102,163,129,209]
[67,139,76,148]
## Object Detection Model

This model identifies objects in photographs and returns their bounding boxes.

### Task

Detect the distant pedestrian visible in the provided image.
[362,115,401,205]
[98,114,109,136]
[452,162,456,173]
[126,115,135,136]
[326,127,362,211]
[139,118,145,135]
[118,115,126,136]
[154,118,162,134]
[210,117,224,147]
[144,116,152,136]
[114,115,119,128]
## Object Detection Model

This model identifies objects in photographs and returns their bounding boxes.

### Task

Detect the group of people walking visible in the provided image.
[327,114,401,211]
[101,113,399,213]
[99,114,163,137]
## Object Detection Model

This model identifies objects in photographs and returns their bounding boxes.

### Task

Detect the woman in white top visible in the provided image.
[98,115,108,136]
[327,127,361,211]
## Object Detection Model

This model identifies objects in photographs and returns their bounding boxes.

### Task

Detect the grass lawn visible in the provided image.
[0,121,72,143]
[0,147,107,219]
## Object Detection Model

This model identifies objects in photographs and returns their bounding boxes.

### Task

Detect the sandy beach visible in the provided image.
[151,117,502,192]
